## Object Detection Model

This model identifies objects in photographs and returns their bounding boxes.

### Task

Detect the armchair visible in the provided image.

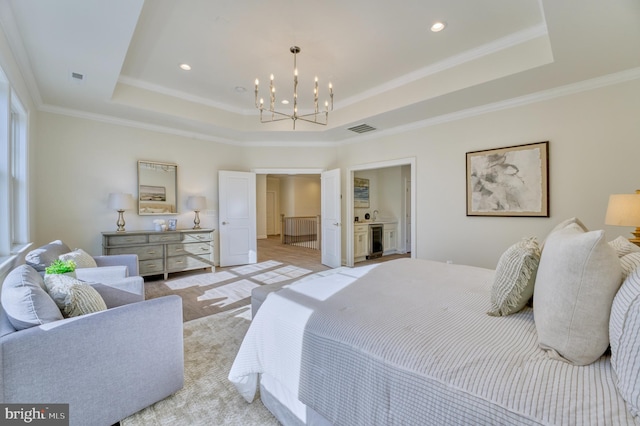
[25,240,143,296]
[0,264,184,426]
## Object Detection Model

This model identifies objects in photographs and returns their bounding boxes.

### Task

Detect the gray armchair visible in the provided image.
[0,265,184,426]
[0,263,184,426]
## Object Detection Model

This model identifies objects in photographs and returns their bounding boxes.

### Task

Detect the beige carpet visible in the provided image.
[121,306,279,426]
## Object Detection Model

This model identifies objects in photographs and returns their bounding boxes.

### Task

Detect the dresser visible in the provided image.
[102,229,215,279]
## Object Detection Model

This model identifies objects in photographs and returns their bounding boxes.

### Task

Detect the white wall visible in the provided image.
[33,113,337,258]
[30,78,640,269]
[338,78,640,268]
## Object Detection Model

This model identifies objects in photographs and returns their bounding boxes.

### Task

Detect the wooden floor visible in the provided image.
[145,235,410,321]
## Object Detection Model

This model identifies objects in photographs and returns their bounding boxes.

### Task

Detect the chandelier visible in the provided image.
[254,46,333,129]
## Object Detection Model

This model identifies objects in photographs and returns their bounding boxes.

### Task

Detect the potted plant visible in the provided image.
[45,259,77,277]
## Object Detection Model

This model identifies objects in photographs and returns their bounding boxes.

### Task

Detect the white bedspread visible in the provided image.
[229,259,639,425]
[228,264,378,404]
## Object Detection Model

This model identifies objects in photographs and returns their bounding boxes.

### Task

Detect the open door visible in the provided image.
[321,168,341,268]
[218,170,257,267]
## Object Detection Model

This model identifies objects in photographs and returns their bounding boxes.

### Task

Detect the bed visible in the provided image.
[229,222,640,425]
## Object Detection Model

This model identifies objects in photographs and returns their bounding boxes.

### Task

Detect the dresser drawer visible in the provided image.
[105,234,147,246]
[182,232,212,243]
[354,224,369,233]
[149,233,181,243]
[167,242,211,257]
[139,259,164,275]
[166,255,211,271]
[108,245,163,261]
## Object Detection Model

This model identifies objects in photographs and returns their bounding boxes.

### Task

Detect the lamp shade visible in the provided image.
[187,196,206,211]
[605,194,640,226]
[108,193,135,211]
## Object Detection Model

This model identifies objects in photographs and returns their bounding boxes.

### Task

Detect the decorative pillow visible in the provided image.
[25,240,71,272]
[1,265,63,330]
[540,217,588,251]
[620,252,640,280]
[609,266,640,417]
[58,248,97,269]
[533,224,623,365]
[44,274,107,318]
[609,236,640,258]
[487,237,540,316]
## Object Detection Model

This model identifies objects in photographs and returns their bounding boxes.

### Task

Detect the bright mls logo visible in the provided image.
[1,404,68,425]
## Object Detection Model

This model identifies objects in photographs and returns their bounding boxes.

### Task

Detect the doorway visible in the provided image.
[254,169,342,267]
[346,158,416,267]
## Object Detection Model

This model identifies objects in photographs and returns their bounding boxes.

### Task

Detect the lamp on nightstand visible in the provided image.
[605,190,640,247]
[108,193,135,232]
[187,196,206,229]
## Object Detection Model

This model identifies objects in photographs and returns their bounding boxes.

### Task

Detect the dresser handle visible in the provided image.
[147,251,156,255]
[175,248,184,252]
[148,265,156,269]
[175,260,184,264]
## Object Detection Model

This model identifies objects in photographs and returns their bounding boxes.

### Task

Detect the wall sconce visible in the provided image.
[108,193,135,232]
[187,196,206,229]
[605,190,640,246]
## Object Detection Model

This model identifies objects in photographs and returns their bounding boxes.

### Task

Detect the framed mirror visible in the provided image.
[138,160,178,215]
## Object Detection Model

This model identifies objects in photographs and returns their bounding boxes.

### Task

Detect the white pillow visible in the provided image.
[487,237,540,316]
[609,236,640,258]
[609,266,640,417]
[540,217,588,251]
[533,224,622,365]
[44,274,107,317]
[58,248,97,269]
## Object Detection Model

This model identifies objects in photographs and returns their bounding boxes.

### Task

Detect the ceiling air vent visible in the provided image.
[70,71,85,84]
[348,124,376,134]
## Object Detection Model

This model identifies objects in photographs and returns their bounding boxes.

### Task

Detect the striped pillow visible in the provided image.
[44,274,107,318]
[610,266,640,417]
[609,236,640,258]
[487,237,540,316]
[620,252,640,280]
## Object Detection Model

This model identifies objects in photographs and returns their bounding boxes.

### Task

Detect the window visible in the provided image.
[0,65,28,262]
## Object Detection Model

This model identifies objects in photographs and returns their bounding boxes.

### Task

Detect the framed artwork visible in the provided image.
[354,178,370,208]
[466,141,549,217]
[168,219,177,231]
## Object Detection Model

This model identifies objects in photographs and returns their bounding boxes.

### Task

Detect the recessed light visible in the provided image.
[235,86,247,93]
[179,63,192,71]
[431,21,446,32]
[281,100,290,105]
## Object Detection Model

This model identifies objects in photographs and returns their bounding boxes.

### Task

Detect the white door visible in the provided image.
[405,179,412,253]
[218,170,257,267]
[321,168,341,268]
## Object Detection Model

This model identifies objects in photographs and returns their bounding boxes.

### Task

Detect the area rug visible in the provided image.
[121,306,279,426]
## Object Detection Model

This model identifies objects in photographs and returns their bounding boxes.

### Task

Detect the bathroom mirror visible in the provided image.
[138,160,178,215]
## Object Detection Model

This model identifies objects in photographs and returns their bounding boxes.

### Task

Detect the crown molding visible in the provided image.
[38,103,239,145]
[39,66,640,148]
[342,66,640,144]
[338,23,549,110]
[117,75,248,115]
[0,1,42,108]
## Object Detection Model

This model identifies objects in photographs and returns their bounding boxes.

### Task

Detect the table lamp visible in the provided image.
[605,190,640,246]
[108,193,135,232]
[187,196,206,229]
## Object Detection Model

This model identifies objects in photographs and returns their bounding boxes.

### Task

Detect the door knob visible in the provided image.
[222,221,229,225]
[333,222,340,226]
